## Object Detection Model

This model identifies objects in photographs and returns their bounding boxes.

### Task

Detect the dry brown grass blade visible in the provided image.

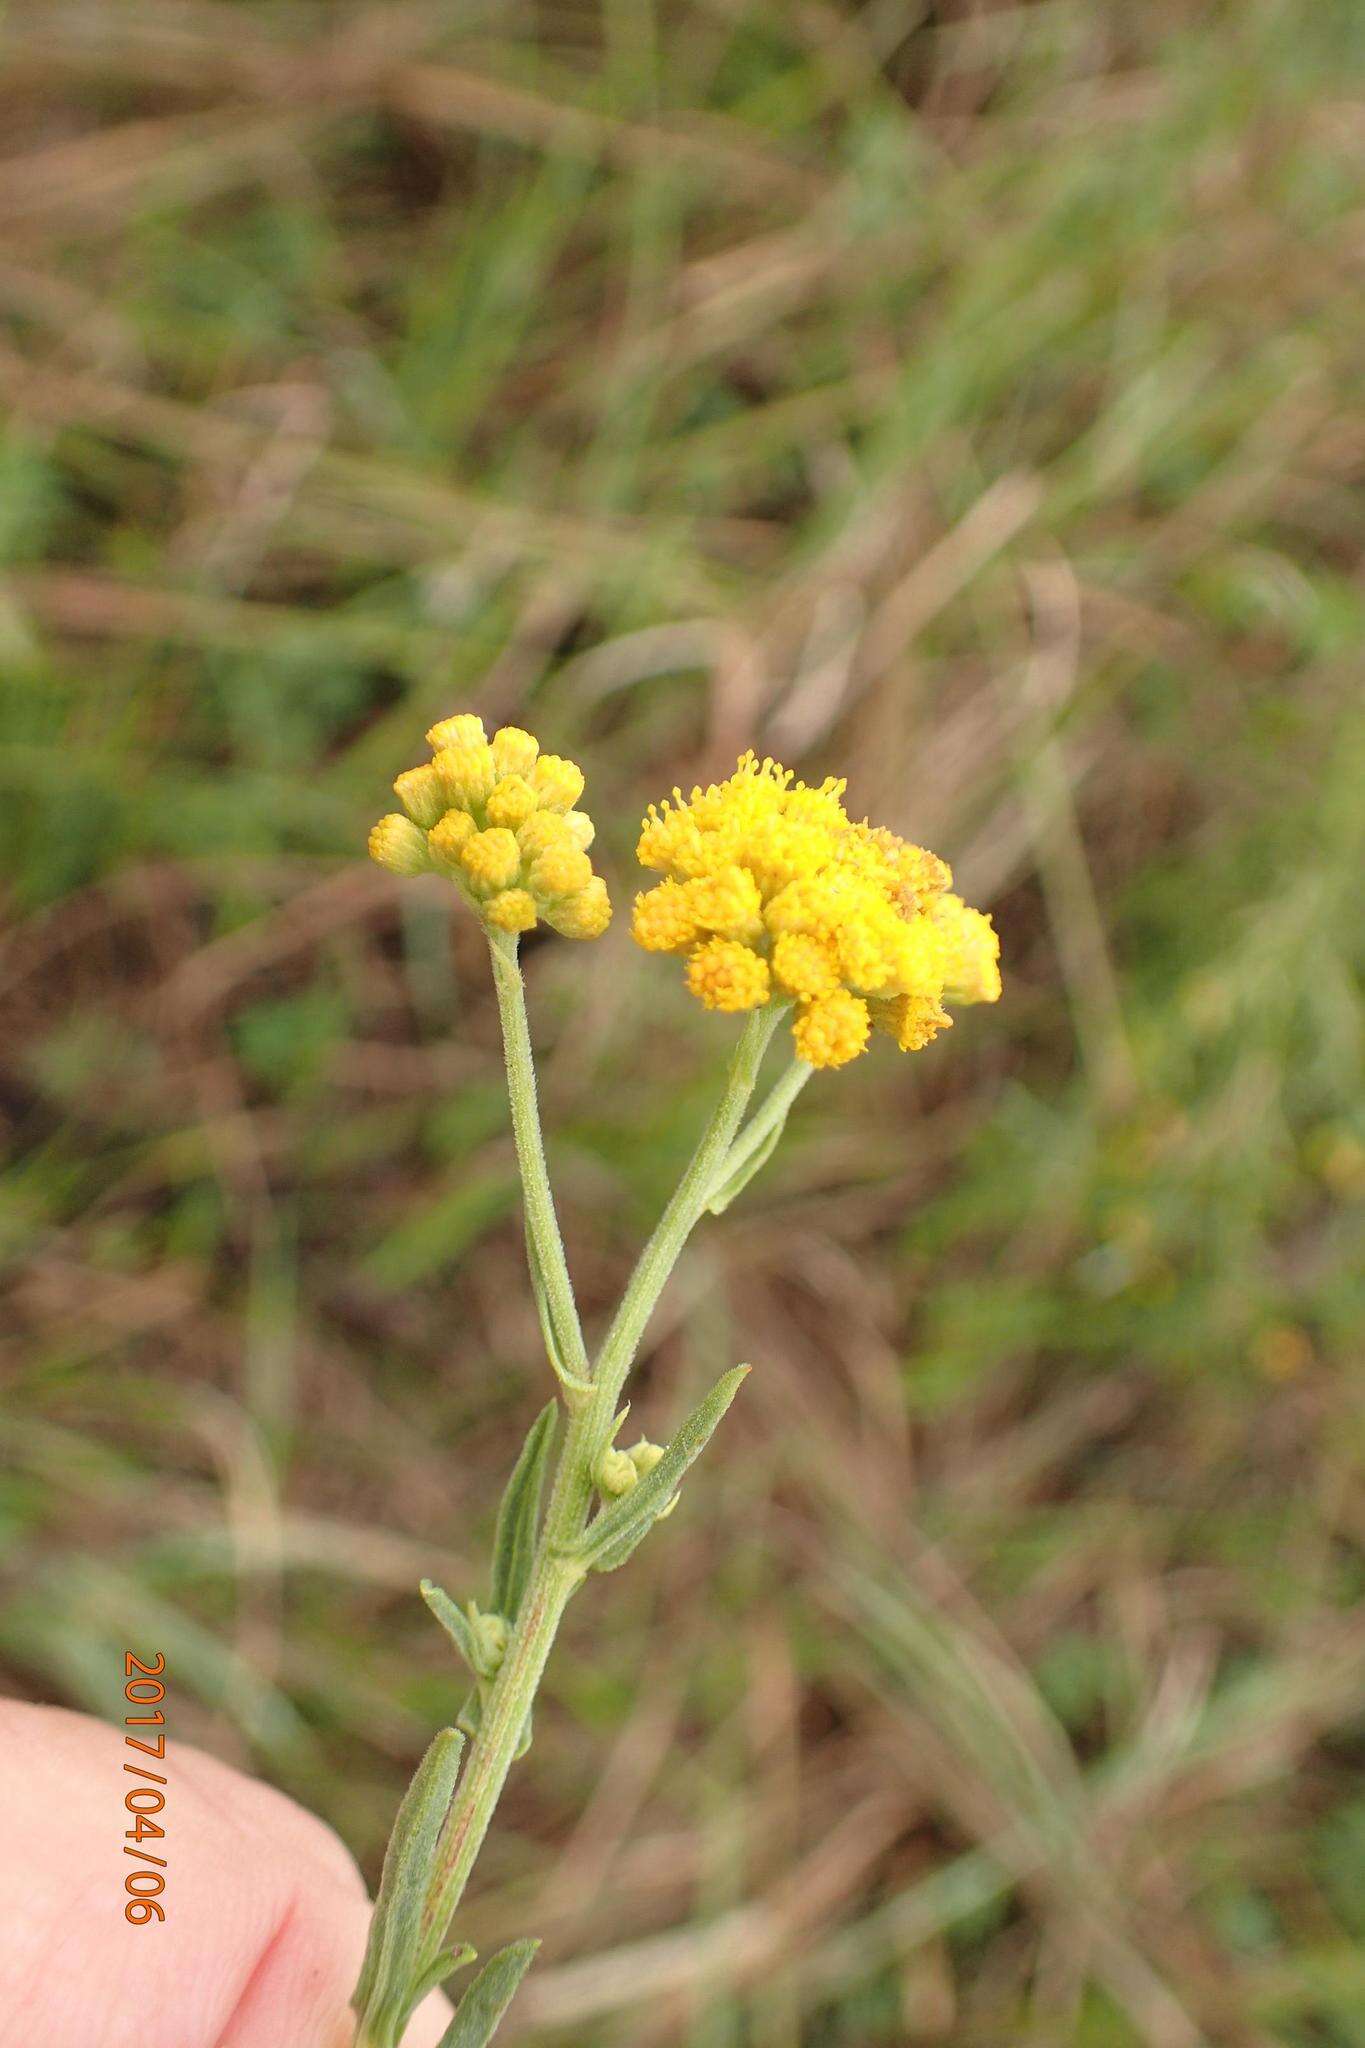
[1001,553,1139,1115]
[389,64,823,205]
[0,110,310,233]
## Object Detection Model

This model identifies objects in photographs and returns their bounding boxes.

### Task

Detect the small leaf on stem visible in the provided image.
[436,1938,541,2048]
[352,1727,466,2045]
[706,1117,785,1214]
[420,1583,481,1676]
[562,1366,750,1573]
[490,1400,557,1622]
[528,1238,595,1407]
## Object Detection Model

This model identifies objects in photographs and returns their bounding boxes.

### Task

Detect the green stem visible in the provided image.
[567,1005,782,1508]
[486,930,591,1382]
[722,1055,812,1185]
[416,1548,581,1964]
[402,1003,782,1995]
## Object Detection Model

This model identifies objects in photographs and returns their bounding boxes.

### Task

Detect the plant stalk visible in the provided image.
[409,995,780,1975]
[486,930,591,1382]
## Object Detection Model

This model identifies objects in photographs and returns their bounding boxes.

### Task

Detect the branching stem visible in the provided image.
[372,961,785,2016]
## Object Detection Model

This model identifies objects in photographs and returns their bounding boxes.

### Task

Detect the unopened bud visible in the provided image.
[595,1446,639,1499]
[468,1605,509,1678]
[627,1440,678,1517]
[368,814,431,876]
[393,763,447,829]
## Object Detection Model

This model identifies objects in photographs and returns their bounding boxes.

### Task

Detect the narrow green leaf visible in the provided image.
[409,1943,477,2008]
[528,1245,595,1406]
[352,1728,465,2038]
[563,1366,750,1574]
[706,1117,785,1215]
[436,1938,540,2048]
[420,1581,480,1676]
[490,1400,556,1621]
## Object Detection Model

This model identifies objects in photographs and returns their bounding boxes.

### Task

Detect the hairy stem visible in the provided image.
[416,1549,580,1964]
[723,1054,812,1184]
[486,929,591,1382]
[565,1004,781,1518]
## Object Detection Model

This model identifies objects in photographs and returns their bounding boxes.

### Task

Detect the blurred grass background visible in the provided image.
[1,1,1363,2041]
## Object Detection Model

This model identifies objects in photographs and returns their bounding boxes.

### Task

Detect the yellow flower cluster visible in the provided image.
[632,754,1000,1068]
[368,715,611,939]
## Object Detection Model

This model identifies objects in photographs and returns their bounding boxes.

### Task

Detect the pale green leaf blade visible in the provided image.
[436,1937,540,2048]
[420,1580,481,1676]
[528,1242,595,1406]
[409,1943,477,2007]
[705,1118,785,1215]
[490,1400,557,1620]
[352,1727,465,2036]
[564,1366,749,1573]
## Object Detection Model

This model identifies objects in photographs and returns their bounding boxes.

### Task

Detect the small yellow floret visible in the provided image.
[393,763,446,829]
[561,810,595,851]
[686,865,764,943]
[426,713,486,752]
[368,814,432,876]
[686,938,771,1013]
[793,990,870,1069]
[893,842,952,910]
[632,880,697,954]
[485,773,540,830]
[764,875,843,937]
[529,845,593,900]
[546,876,612,938]
[485,888,539,934]
[460,827,521,896]
[490,726,540,777]
[530,755,586,813]
[637,810,709,878]
[771,931,840,1000]
[933,894,1002,1005]
[876,992,952,1052]
[836,914,897,995]
[516,813,573,860]
[428,808,476,872]
[883,915,948,999]
[434,741,497,809]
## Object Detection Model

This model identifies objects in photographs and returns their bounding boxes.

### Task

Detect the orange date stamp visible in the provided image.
[122,1651,168,1923]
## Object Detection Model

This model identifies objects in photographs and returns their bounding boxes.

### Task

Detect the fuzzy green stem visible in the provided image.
[723,1055,812,1184]
[486,930,591,1382]
[415,1548,580,1967]
[565,1005,782,1513]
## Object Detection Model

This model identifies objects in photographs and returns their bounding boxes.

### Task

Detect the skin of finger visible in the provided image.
[0,1702,452,2048]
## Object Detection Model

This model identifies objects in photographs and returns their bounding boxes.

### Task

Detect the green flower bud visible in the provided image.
[594,1446,639,1499]
[468,1604,509,1678]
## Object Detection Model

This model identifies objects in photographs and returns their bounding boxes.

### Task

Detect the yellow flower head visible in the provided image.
[368,716,611,941]
[686,937,771,1013]
[792,989,870,1069]
[633,752,999,1067]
